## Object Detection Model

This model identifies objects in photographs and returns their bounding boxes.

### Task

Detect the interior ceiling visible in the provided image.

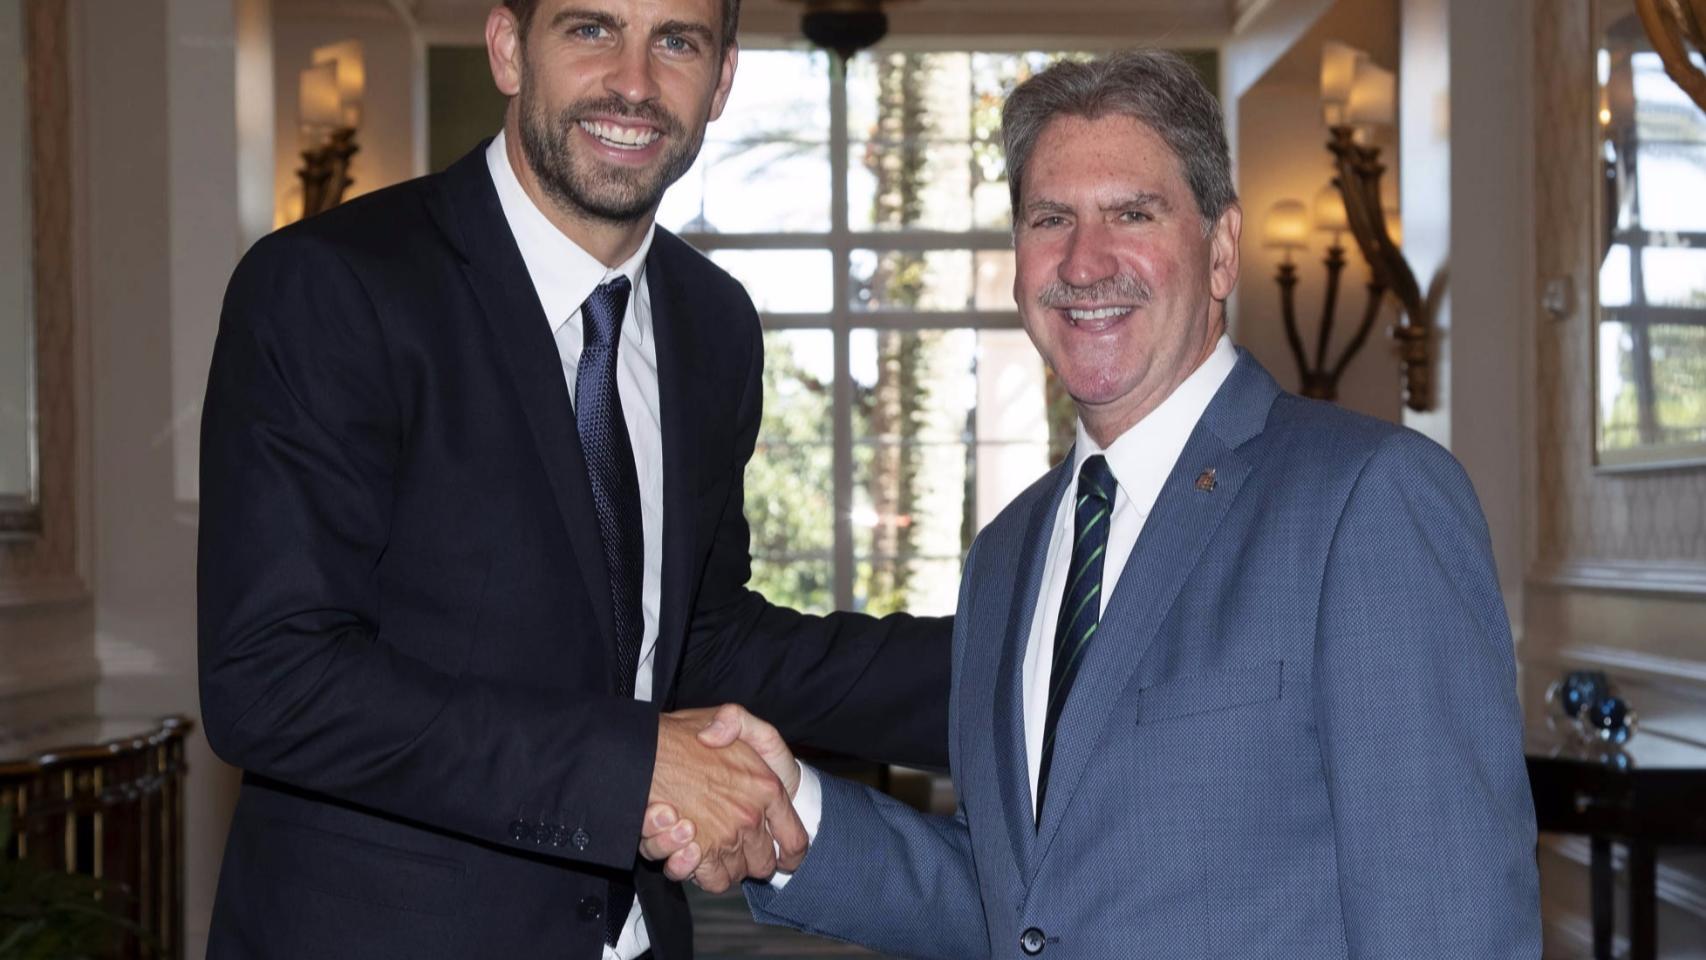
[391,0,1239,45]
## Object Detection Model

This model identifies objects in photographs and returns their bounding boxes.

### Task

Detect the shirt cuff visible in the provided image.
[766,762,822,890]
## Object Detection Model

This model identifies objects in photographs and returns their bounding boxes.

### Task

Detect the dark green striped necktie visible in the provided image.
[1036,453,1116,826]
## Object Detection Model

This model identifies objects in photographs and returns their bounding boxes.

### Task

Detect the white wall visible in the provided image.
[71,0,252,953]
[1397,0,1529,617]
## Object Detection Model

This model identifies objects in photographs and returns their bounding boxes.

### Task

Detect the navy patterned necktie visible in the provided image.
[575,276,642,945]
[1035,454,1116,826]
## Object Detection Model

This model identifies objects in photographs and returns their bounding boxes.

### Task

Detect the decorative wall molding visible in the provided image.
[1530,559,1706,597]
[0,575,88,609]
[1542,643,1706,689]
[0,646,99,702]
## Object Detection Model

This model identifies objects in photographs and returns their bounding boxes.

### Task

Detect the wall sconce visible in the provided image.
[297,41,364,221]
[1634,0,1706,113]
[1320,44,1433,412]
[1265,188,1387,403]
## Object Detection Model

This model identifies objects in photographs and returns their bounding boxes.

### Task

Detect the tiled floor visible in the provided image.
[688,887,888,958]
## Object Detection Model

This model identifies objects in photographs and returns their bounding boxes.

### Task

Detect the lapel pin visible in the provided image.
[1194,468,1218,493]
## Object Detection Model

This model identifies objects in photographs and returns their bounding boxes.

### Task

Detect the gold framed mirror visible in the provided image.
[1,0,78,602]
[1593,0,1706,469]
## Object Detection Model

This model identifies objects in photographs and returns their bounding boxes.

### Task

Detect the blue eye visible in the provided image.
[572,23,607,40]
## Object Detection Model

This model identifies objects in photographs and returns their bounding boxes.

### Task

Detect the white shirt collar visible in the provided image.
[1072,334,1238,518]
[486,130,654,343]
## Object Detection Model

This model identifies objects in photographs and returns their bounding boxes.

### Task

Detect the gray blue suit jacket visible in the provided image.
[749,352,1541,959]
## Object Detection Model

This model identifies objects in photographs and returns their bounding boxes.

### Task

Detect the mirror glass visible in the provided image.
[1594,0,1706,468]
[0,0,36,529]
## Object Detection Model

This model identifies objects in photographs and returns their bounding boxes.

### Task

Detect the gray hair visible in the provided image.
[1002,51,1236,228]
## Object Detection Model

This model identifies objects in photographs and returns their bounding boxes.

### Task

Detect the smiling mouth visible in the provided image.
[579,119,662,150]
[1061,305,1136,326]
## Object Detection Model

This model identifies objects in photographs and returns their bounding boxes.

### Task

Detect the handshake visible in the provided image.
[640,704,805,893]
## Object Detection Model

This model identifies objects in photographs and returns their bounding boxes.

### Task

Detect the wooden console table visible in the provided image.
[1528,726,1706,960]
[1,715,194,959]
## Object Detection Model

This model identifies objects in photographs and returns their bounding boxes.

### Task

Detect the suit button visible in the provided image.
[577,896,603,922]
[570,828,591,851]
[1019,927,1046,955]
[508,819,530,841]
[533,822,555,845]
[550,825,573,848]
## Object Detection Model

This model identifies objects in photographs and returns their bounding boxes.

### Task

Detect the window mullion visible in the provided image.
[830,55,856,612]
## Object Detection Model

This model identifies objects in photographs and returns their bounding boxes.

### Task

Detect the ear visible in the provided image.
[707,43,739,122]
[487,5,524,98]
[1208,202,1241,302]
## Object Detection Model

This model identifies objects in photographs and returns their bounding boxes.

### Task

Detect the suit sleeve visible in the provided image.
[745,776,987,960]
[746,537,987,959]
[197,233,656,871]
[1315,432,1541,957]
[672,309,952,770]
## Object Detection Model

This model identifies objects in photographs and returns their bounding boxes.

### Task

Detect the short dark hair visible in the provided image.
[1002,50,1236,228]
[503,0,742,54]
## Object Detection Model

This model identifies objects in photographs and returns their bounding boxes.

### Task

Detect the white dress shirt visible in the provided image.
[1019,335,1237,811]
[777,335,1238,879]
[487,131,663,960]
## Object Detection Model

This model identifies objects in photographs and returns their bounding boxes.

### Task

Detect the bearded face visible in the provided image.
[507,0,734,225]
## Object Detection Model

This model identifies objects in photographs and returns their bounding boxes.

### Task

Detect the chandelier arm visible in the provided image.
[1331,279,1388,380]
[1277,263,1311,383]
[1315,246,1347,370]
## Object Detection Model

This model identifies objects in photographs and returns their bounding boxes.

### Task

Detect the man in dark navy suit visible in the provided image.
[196,1,947,957]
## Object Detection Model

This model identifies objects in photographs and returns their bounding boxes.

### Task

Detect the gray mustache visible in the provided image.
[1037,275,1152,309]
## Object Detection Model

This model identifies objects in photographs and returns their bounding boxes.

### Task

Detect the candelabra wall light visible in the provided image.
[296,42,364,221]
[1318,42,1434,412]
[1263,187,1393,403]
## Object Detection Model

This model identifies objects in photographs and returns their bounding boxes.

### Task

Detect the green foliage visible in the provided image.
[0,806,140,960]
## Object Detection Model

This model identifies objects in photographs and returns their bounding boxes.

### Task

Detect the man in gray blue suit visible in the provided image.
[650,50,1541,958]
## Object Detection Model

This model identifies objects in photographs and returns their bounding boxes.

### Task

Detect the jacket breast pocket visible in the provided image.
[1134,660,1284,725]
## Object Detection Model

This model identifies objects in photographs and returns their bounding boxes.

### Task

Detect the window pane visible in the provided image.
[849,329,1051,615]
[746,330,836,613]
[849,249,1018,313]
[849,142,975,232]
[1633,144,1706,233]
[657,50,831,233]
[1651,323,1706,446]
[660,140,831,233]
[1640,246,1706,308]
[710,250,835,314]
[846,51,1091,232]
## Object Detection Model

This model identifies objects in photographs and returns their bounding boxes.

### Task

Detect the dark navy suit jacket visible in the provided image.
[198,143,948,959]
[752,354,1541,959]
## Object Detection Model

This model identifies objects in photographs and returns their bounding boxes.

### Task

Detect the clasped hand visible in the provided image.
[641,704,802,893]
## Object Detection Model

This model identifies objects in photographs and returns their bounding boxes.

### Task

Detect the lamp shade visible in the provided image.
[1320,42,1365,126]
[1314,184,1349,233]
[313,41,366,128]
[1263,199,1311,249]
[1347,61,1397,129]
[299,62,341,129]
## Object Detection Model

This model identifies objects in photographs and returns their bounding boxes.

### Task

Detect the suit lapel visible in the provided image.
[1027,352,1279,879]
[991,458,1073,883]
[645,236,701,702]
[431,145,617,656]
